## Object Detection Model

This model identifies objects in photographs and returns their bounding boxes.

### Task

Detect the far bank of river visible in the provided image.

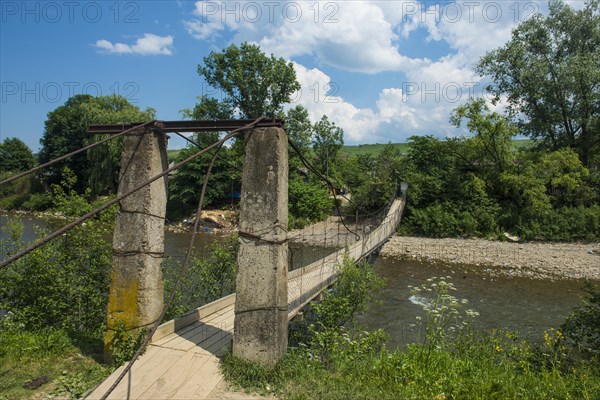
[380,235,600,281]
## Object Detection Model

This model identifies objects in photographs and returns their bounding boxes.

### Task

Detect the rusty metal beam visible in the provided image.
[88,119,284,134]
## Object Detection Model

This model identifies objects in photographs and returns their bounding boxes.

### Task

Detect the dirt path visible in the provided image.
[380,236,600,281]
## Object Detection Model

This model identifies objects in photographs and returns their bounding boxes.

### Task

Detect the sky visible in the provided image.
[0,0,584,151]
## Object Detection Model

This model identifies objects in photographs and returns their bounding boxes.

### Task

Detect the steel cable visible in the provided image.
[0,120,156,186]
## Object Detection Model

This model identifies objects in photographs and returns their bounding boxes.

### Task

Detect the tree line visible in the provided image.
[1,0,598,239]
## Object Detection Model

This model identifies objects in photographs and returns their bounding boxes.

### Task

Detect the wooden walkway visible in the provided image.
[87,197,405,400]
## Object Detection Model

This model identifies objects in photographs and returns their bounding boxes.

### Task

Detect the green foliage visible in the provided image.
[409,277,479,349]
[340,142,410,157]
[450,97,516,176]
[167,141,239,220]
[288,178,333,229]
[285,105,314,175]
[0,172,40,210]
[308,258,385,331]
[289,258,386,368]
[109,320,146,367]
[172,42,301,218]
[0,172,113,337]
[399,113,599,240]
[38,94,155,194]
[535,148,591,207]
[198,42,300,118]
[312,115,344,178]
[343,143,403,213]
[561,281,600,361]
[19,192,52,211]
[0,137,35,173]
[164,236,238,319]
[0,138,43,210]
[477,0,600,168]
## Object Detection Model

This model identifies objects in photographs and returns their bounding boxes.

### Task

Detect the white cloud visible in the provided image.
[183,1,552,143]
[290,61,489,143]
[95,33,174,55]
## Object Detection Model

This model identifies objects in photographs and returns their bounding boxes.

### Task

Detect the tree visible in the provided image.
[284,105,313,175]
[0,137,35,172]
[450,98,517,179]
[38,95,155,194]
[170,43,305,219]
[312,115,344,179]
[168,97,240,220]
[198,42,300,118]
[477,0,600,167]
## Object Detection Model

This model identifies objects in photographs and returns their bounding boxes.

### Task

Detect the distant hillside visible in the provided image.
[167,149,182,163]
[168,139,534,162]
[341,139,534,157]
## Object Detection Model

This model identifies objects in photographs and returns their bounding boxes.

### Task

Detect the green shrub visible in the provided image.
[0,172,114,337]
[288,178,333,229]
[163,235,238,320]
[561,281,600,362]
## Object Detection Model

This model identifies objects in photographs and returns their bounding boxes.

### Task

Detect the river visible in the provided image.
[1,212,585,348]
[357,257,585,348]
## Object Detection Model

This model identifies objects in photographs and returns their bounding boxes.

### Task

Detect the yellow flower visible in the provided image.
[495,345,502,352]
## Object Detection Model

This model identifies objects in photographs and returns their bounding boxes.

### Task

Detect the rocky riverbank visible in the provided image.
[380,236,600,281]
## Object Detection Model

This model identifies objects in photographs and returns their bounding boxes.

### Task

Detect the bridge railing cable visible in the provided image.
[0,120,156,187]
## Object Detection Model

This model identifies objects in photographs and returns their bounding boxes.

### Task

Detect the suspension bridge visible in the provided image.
[0,118,406,400]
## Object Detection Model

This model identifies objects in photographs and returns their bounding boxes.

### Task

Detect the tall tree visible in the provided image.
[450,98,517,177]
[284,105,313,174]
[0,137,35,172]
[168,43,303,218]
[197,42,300,118]
[477,0,600,167]
[312,115,344,179]
[38,95,155,194]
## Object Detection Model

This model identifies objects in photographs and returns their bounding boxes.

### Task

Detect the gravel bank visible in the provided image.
[380,236,600,281]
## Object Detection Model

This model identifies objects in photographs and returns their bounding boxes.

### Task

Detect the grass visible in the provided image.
[340,143,410,157]
[0,326,111,400]
[224,338,600,400]
[167,149,183,163]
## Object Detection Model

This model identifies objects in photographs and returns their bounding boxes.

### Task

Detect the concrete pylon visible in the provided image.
[104,128,169,360]
[233,126,289,367]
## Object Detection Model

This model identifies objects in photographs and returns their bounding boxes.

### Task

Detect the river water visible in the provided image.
[357,257,585,348]
[1,212,586,348]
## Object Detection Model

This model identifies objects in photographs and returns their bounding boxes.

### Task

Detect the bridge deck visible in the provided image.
[87,197,405,400]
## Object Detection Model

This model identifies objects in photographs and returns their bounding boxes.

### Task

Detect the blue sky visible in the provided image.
[1,0,575,152]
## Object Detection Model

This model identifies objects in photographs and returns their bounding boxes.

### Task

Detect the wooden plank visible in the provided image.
[137,351,221,400]
[152,294,236,342]
[156,306,234,352]
[153,305,233,348]
[176,313,234,354]
[86,347,186,399]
